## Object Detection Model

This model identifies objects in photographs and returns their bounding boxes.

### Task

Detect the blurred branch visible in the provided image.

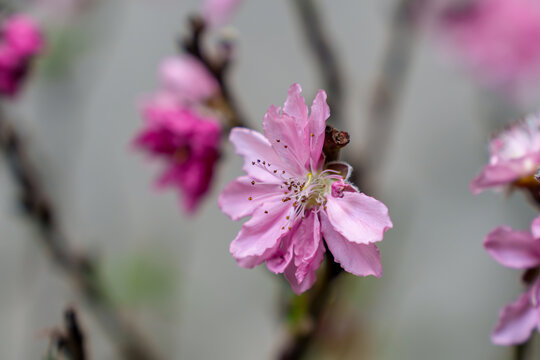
[48,308,87,360]
[279,255,343,360]
[361,0,420,183]
[0,111,160,360]
[514,341,530,360]
[290,0,344,127]
[182,16,247,129]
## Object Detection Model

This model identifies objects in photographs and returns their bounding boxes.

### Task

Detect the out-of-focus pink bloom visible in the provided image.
[202,0,243,27]
[436,0,540,94]
[2,15,44,57]
[218,84,393,294]
[0,14,44,97]
[134,95,221,213]
[471,113,540,194]
[485,216,540,345]
[159,55,219,103]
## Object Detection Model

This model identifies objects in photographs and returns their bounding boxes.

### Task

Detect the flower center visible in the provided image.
[282,170,341,220]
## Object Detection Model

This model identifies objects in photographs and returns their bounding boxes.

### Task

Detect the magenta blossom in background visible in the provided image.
[134,95,221,213]
[0,14,44,97]
[219,84,393,294]
[202,0,243,27]
[135,53,223,213]
[485,216,540,345]
[470,113,540,194]
[436,0,540,95]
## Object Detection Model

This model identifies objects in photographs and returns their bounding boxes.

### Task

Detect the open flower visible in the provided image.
[471,113,540,194]
[219,84,393,294]
[435,0,540,95]
[134,53,223,213]
[485,216,540,345]
[134,94,221,213]
[0,14,44,97]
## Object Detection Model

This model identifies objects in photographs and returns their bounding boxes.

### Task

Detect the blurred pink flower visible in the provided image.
[134,95,221,213]
[437,0,540,94]
[159,55,219,104]
[0,14,44,97]
[202,0,243,27]
[219,84,392,294]
[2,15,44,57]
[485,216,540,345]
[471,113,540,194]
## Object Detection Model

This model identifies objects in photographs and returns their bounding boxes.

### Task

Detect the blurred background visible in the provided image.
[0,0,539,358]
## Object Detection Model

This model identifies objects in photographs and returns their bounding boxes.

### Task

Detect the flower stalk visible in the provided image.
[181,15,247,129]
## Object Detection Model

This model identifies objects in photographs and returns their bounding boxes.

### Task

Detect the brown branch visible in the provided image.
[514,341,530,360]
[290,0,344,127]
[361,0,421,183]
[182,16,247,129]
[49,307,87,360]
[0,112,161,360]
[278,254,343,360]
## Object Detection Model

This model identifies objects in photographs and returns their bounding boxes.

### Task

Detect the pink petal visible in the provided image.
[531,215,540,239]
[492,288,538,345]
[293,211,325,283]
[325,191,393,244]
[230,200,292,268]
[309,90,330,169]
[229,127,284,183]
[263,106,308,176]
[484,226,540,269]
[283,83,309,132]
[284,251,322,295]
[320,211,382,277]
[470,161,526,194]
[266,233,294,274]
[218,176,282,221]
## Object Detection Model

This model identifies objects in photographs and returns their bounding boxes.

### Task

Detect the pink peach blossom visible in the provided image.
[471,113,540,194]
[485,216,540,345]
[2,15,44,57]
[0,14,44,97]
[134,95,221,213]
[219,84,393,294]
[436,0,540,94]
[202,0,243,27]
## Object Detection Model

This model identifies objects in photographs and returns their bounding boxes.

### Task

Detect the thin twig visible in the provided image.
[49,308,87,360]
[182,16,247,129]
[514,341,529,360]
[362,0,420,183]
[279,255,343,360]
[0,112,161,360]
[290,0,344,127]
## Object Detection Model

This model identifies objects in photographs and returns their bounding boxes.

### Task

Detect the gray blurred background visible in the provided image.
[0,0,538,358]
